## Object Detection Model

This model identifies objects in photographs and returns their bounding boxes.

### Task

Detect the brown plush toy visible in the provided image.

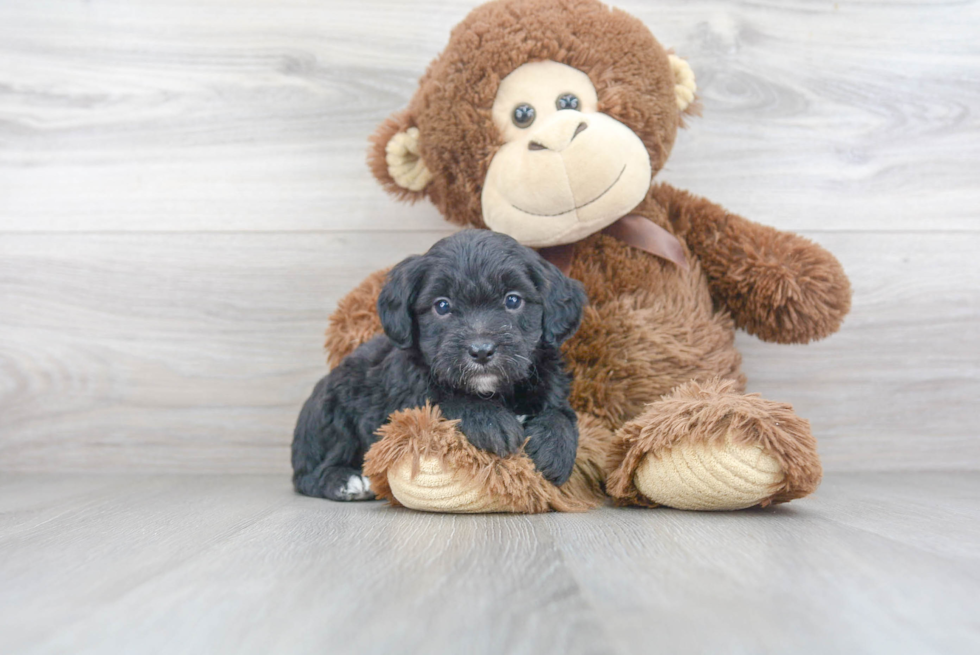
[328,0,852,512]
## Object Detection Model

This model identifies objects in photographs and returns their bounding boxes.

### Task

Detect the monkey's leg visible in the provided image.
[605,378,822,510]
[363,405,607,513]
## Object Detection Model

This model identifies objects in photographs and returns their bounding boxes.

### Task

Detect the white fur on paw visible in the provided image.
[342,475,374,500]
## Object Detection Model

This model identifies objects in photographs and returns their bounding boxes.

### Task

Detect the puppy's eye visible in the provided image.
[504,293,523,310]
[433,298,452,316]
[556,93,580,111]
[512,103,535,128]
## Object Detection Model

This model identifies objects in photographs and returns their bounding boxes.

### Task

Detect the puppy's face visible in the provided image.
[378,230,587,395]
[414,253,542,395]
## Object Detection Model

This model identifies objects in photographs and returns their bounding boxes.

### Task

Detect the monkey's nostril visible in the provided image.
[528,141,546,151]
[468,342,496,363]
[572,122,588,140]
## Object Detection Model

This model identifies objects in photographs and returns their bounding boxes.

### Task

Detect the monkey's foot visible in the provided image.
[363,404,606,514]
[605,379,822,510]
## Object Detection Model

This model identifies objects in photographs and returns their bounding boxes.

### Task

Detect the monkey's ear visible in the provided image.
[533,256,588,348]
[377,255,425,349]
[368,110,433,201]
[668,54,699,116]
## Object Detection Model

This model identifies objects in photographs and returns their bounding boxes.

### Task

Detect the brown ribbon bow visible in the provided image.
[537,214,688,274]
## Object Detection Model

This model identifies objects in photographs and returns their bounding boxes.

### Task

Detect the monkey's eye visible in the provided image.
[433,298,452,316]
[504,293,523,310]
[512,104,536,128]
[556,93,580,111]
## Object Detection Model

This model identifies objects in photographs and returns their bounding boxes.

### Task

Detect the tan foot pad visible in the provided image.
[634,437,785,511]
[387,456,516,513]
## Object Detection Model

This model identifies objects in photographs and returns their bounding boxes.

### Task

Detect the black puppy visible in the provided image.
[291,229,588,501]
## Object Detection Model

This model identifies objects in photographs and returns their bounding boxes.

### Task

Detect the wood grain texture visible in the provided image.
[544,472,980,655]
[1,0,978,473]
[0,0,977,233]
[0,472,978,654]
[1,231,977,472]
[0,231,452,472]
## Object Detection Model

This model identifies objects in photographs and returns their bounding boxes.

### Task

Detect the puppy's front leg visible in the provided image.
[439,397,525,457]
[523,406,579,486]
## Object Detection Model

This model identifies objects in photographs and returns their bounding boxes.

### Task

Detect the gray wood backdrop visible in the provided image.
[1,0,977,474]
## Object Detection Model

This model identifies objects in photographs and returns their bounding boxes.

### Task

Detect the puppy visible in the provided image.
[291,229,588,501]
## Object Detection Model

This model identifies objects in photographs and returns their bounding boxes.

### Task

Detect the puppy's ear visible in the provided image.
[533,256,588,348]
[377,255,425,349]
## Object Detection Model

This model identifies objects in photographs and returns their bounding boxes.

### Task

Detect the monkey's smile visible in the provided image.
[511,164,627,217]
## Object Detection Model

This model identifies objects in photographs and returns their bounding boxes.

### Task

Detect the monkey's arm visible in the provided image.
[651,182,852,344]
[324,267,389,368]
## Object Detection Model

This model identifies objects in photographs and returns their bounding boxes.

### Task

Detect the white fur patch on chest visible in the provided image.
[470,374,499,395]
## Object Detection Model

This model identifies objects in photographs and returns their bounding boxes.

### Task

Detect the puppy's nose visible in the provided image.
[467,342,496,364]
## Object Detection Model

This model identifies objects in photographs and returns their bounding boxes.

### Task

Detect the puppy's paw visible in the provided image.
[318,471,375,501]
[524,421,576,486]
[459,411,525,458]
[439,399,526,457]
[340,475,375,501]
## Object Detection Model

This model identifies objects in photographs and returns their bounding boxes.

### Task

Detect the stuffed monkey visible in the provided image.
[326,0,851,512]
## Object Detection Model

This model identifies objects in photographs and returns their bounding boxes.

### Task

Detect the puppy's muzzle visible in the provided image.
[467,341,497,365]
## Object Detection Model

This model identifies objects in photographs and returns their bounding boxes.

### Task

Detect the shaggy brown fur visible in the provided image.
[329,0,852,511]
[324,268,387,369]
[560,226,745,432]
[651,184,852,344]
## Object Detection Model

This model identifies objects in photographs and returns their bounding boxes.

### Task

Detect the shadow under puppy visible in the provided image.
[292,229,588,501]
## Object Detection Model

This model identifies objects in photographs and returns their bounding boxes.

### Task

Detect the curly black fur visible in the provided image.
[291,230,588,500]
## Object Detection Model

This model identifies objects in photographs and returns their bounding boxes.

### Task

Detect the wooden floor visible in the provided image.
[1,472,978,655]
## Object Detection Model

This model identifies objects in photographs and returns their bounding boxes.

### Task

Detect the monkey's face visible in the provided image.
[481,61,653,248]
[368,0,698,245]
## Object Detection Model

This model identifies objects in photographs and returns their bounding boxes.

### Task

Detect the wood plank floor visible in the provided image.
[1,472,978,655]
